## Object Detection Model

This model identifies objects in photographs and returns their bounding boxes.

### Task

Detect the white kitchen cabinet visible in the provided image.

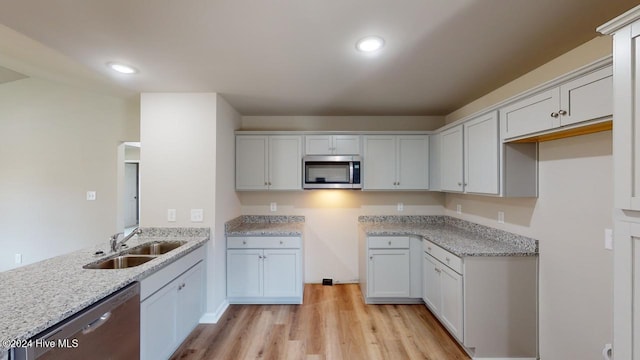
[305,134,360,155]
[440,125,464,192]
[360,236,422,304]
[363,135,429,190]
[423,243,464,341]
[500,66,612,140]
[236,135,302,190]
[227,236,303,304]
[140,247,205,360]
[599,8,640,358]
[464,112,499,195]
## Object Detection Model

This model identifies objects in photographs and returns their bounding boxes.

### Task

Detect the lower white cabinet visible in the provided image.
[423,245,463,341]
[140,247,206,360]
[227,236,303,304]
[359,236,423,303]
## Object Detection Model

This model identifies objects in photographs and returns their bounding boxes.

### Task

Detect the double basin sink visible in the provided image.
[83,241,186,269]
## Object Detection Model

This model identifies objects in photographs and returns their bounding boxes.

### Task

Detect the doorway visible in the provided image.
[124,162,139,228]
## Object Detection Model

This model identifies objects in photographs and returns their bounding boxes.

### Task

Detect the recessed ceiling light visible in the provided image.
[355,36,385,53]
[107,62,138,74]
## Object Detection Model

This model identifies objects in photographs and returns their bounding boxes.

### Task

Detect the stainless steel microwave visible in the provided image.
[303,155,362,189]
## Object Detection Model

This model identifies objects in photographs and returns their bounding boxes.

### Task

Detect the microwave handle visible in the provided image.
[349,161,354,184]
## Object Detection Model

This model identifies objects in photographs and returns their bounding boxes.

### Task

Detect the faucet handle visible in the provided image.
[110,232,123,241]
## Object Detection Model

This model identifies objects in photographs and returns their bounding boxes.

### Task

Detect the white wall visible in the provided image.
[444,37,614,359]
[211,94,242,319]
[0,77,138,271]
[139,93,217,227]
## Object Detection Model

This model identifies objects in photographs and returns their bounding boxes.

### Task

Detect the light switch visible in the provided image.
[86,191,97,201]
[191,209,204,222]
[270,202,277,212]
[167,209,176,222]
[456,204,462,214]
[397,202,404,212]
[15,253,22,264]
[498,211,505,223]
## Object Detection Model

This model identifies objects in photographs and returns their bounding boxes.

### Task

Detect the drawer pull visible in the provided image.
[435,268,441,273]
[242,240,247,245]
[280,241,284,245]
[388,241,391,245]
[427,247,432,251]
[370,256,373,260]
[446,257,451,263]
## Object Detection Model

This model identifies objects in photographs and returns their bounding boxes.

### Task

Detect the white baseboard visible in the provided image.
[199,299,229,324]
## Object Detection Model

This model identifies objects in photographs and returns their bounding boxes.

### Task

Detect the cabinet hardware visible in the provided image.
[550,112,559,118]
[446,257,451,262]
[264,182,268,186]
[457,182,462,186]
[435,268,441,273]
[370,256,373,260]
[279,241,283,245]
[388,241,392,245]
[558,109,567,115]
[427,247,432,251]
[242,240,247,245]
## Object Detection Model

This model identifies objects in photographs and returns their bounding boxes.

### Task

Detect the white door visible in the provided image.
[263,249,301,297]
[368,249,410,297]
[423,253,441,314]
[559,66,613,126]
[124,163,139,227]
[269,136,302,190]
[397,135,429,190]
[305,135,333,155]
[236,136,269,190]
[440,265,464,342]
[227,249,263,297]
[499,88,559,140]
[333,135,361,155]
[363,136,396,190]
[140,280,179,360]
[440,125,464,192]
[177,263,204,341]
[464,112,499,195]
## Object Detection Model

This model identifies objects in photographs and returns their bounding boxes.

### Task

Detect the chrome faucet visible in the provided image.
[110,228,142,252]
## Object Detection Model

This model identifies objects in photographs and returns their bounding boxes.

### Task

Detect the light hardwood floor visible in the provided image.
[170,284,470,360]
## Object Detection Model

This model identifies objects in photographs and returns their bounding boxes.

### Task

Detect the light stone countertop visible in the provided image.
[225,215,305,236]
[359,216,537,257]
[0,228,209,351]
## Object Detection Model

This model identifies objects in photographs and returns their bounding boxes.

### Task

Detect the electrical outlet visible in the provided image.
[15,253,22,264]
[167,209,176,222]
[190,209,204,222]
[270,202,277,212]
[456,204,462,214]
[86,191,97,201]
[604,228,613,250]
[498,211,505,223]
[397,202,404,212]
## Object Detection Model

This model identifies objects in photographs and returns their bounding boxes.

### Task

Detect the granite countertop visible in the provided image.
[225,215,305,236]
[359,216,537,257]
[0,227,209,351]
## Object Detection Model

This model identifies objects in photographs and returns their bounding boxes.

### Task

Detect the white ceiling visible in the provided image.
[0,0,637,116]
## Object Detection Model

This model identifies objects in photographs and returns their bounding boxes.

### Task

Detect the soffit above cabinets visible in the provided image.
[0,65,27,85]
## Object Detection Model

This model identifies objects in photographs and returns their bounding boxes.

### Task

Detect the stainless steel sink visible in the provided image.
[125,241,186,255]
[83,255,155,269]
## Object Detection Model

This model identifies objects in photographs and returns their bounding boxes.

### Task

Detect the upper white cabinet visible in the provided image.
[236,135,302,190]
[363,135,429,190]
[440,112,502,195]
[440,125,464,192]
[500,65,612,140]
[305,134,360,155]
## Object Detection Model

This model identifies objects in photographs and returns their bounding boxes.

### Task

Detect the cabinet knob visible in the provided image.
[550,112,559,118]
[370,256,373,260]
[388,241,392,245]
[280,241,283,244]
[264,182,268,186]
[263,255,267,259]
[242,240,247,245]
[435,268,441,273]
[427,247,432,251]
[558,109,567,116]
[446,257,450,263]
[457,182,462,186]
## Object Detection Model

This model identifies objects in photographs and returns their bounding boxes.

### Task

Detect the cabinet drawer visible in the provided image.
[227,236,301,249]
[424,240,462,274]
[368,236,410,249]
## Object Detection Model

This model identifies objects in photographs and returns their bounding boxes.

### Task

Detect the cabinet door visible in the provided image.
[464,112,499,195]
[559,66,613,126]
[363,136,397,190]
[305,135,333,155]
[263,249,301,297]
[269,136,302,190]
[440,125,464,192]
[227,249,263,297]
[177,263,204,342]
[397,135,429,190]
[368,249,410,297]
[236,136,268,190]
[500,88,560,140]
[423,253,441,314]
[141,280,179,360]
[440,265,464,342]
[333,135,361,155]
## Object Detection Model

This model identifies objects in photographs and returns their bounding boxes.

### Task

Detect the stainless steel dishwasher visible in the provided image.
[12,282,140,360]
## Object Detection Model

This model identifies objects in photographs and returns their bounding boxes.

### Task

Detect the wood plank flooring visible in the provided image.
[170,284,470,360]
